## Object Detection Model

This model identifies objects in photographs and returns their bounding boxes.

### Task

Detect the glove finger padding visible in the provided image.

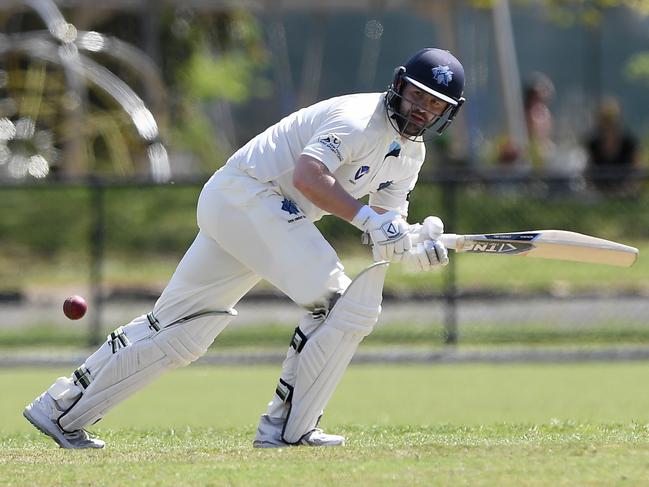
[415,242,430,270]
[424,239,449,267]
[403,240,449,271]
[393,231,413,254]
[371,232,412,261]
[371,244,384,262]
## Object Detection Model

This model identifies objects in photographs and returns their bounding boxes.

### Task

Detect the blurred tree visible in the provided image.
[627,53,649,86]
[163,9,271,173]
[0,5,272,177]
[467,0,649,19]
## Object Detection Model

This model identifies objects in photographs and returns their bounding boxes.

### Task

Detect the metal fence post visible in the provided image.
[442,178,458,345]
[89,178,105,346]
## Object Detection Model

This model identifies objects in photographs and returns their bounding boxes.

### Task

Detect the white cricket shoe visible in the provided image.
[253,414,345,448]
[23,392,105,449]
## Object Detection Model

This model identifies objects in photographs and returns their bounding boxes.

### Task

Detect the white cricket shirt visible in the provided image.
[220,92,426,221]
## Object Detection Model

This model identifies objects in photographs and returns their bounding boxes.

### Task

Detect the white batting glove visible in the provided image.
[400,239,449,271]
[410,215,445,244]
[352,205,412,261]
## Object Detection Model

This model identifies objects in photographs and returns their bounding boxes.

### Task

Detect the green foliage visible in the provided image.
[169,103,228,167]
[471,1,649,26]
[0,187,92,255]
[167,9,270,99]
[102,185,200,253]
[2,183,648,300]
[2,181,648,256]
[167,10,272,171]
[627,52,649,86]
[180,50,272,103]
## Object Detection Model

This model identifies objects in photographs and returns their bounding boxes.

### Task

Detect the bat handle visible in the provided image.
[440,233,460,251]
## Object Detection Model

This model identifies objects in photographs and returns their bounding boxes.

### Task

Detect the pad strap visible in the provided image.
[108,326,130,353]
[148,310,234,330]
[275,378,294,403]
[73,365,92,390]
[289,327,308,353]
[147,312,160,331]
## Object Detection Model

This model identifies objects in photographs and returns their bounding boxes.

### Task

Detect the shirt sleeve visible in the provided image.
[368,173,419,217]
[301,112,361,173]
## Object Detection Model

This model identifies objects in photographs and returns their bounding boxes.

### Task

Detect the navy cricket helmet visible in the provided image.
[386,48,466,140]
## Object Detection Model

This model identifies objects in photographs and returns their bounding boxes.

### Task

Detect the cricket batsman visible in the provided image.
[24,47,466,448]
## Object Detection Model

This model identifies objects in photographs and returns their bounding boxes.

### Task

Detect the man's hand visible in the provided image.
[352,205,412,261]
[395,239,449,271]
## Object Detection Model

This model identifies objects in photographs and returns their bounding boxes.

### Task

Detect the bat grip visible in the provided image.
[440,234,460,250]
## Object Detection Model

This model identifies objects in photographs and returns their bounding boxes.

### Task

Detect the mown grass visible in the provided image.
[2,364,649,486]
[2,424,649,486]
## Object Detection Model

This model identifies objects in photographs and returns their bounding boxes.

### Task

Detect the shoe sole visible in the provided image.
[23,406,68,448]
[300,440,345,447]
[252,439,344,448]
[23,405,104,449]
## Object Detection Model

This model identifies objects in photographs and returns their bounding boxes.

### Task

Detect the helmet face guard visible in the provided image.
[385,48,466,141]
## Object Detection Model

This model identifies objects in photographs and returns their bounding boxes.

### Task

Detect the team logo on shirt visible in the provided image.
[318,133,343,161]
[349,165,369,185]
[281,198,299,215]
[383,141,401,161]
[377,180,393,191]
[281,198,305,223]
[354,166,370,180]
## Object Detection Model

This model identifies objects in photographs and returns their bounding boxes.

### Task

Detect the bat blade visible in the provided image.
[440,230,639,267]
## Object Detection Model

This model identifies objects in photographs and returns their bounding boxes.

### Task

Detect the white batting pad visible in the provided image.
[282,262,388,443]
[264,312,327,420]
[58,310,235,432]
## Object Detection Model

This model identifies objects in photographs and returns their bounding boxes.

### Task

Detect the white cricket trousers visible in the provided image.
[152,165,351,327]
[44,166,353,432]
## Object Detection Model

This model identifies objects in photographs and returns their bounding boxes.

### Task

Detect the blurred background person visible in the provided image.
[523,72,556,171]
[585,96,639,194]
[494,72,556,173]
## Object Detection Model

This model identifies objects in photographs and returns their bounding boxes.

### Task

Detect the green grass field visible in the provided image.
[2,363,649,486]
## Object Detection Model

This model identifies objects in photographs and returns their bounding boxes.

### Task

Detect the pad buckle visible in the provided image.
[108,326,131,353]
[275,378,294,404]
[289,327,307,353]
[73,365,92,390]
[147,312,161,331]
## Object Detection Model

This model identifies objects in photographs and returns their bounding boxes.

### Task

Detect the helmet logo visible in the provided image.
[431,65,453,86]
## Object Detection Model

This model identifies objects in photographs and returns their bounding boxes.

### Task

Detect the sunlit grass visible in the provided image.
[3,364,649,486]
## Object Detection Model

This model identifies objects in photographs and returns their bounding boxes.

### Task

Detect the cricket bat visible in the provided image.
[439,230,638,267]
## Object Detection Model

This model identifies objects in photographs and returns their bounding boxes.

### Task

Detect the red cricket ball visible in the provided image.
[63,295,88,320]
